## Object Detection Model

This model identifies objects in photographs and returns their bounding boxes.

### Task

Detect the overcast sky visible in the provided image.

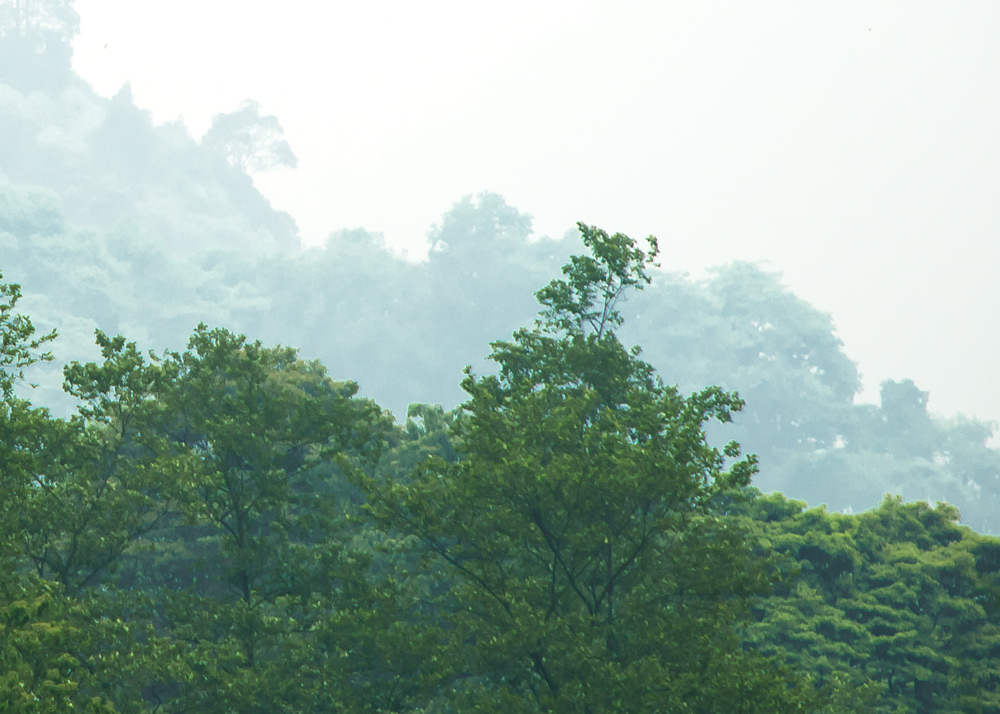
[71,1,1000,428]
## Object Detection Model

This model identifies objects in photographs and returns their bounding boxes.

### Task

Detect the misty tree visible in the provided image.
[0,0,79,89]
[202,99,298,175]
[0,0,78,44]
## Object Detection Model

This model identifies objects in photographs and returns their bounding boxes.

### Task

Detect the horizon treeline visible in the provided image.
[6,178,1000,530]
[2,0,999,533]
[3,228,1000,713]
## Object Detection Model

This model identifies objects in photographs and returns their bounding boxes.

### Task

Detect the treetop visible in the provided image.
[534,222,659,338]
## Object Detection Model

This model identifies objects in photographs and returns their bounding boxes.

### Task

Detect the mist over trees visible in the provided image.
[1,5,998,532]
[202,100,297,175]
[4,165,997,530]
[5,225,1000,713]
[0,0,296,256]
[4,8,1000,710]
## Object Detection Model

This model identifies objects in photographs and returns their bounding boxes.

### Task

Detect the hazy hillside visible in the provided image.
[2,4,999,533]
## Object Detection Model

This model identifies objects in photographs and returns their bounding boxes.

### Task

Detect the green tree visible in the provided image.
[15,332,197,594]
[137,324,403,713]
[0,269,56,567]
[154,325,387,604]
[0,270,55,401]
[364,224,811,713]
[740,491,1000,714]
[0,583,123,714]
[0,273,126,713]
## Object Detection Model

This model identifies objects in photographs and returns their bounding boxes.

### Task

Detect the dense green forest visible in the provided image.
[4,2,1000,711]
[4,229,1000,713]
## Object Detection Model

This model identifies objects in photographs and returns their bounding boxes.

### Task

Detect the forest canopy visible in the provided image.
[3,178,998,532]
[3,9,1000,711]
[3,228,1000,713]
[1,1,996,531]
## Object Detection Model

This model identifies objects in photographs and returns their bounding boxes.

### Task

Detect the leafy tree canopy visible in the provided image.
[362,223,811,713]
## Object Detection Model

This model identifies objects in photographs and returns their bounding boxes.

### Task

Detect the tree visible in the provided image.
[739,490,1000,714]
[202,100,298,175]
[0,0,79,44]
[0,275,127,713]
[0,270,55,402]
[133,324,401,713]
[625,261,862,460]
[153,325,388,604]
[0,0,80,89]
[15,331,197,594]
[363,224,811,712]
[0,270,56,569]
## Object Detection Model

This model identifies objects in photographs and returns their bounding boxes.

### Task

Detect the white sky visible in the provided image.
[72,1,1000,427]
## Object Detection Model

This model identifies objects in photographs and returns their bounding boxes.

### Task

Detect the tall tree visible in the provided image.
[0,270,55,401]
[0,269,56,570]
[17,332,196,594]
[363,224,812,713]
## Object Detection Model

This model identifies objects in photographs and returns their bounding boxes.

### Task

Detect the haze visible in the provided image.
[7,4,1000,706]
[69,1,1000,427]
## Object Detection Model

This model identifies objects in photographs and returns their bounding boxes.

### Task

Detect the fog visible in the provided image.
[70,1,1000,426]
[2,1,1000,529]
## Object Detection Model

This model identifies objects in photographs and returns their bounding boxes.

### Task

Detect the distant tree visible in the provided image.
[0,0,79,89]
[202,99,298,175]
[0,183,65,239]
[0,0,79,46]
[625,261,862,459]
[876,378,938,458]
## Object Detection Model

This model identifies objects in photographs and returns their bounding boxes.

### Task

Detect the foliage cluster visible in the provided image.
[2,227,1000,713]
[3,14,1000,711]
[4,181,998,532]
[2,10,997,533]
[737,491,1000,713]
